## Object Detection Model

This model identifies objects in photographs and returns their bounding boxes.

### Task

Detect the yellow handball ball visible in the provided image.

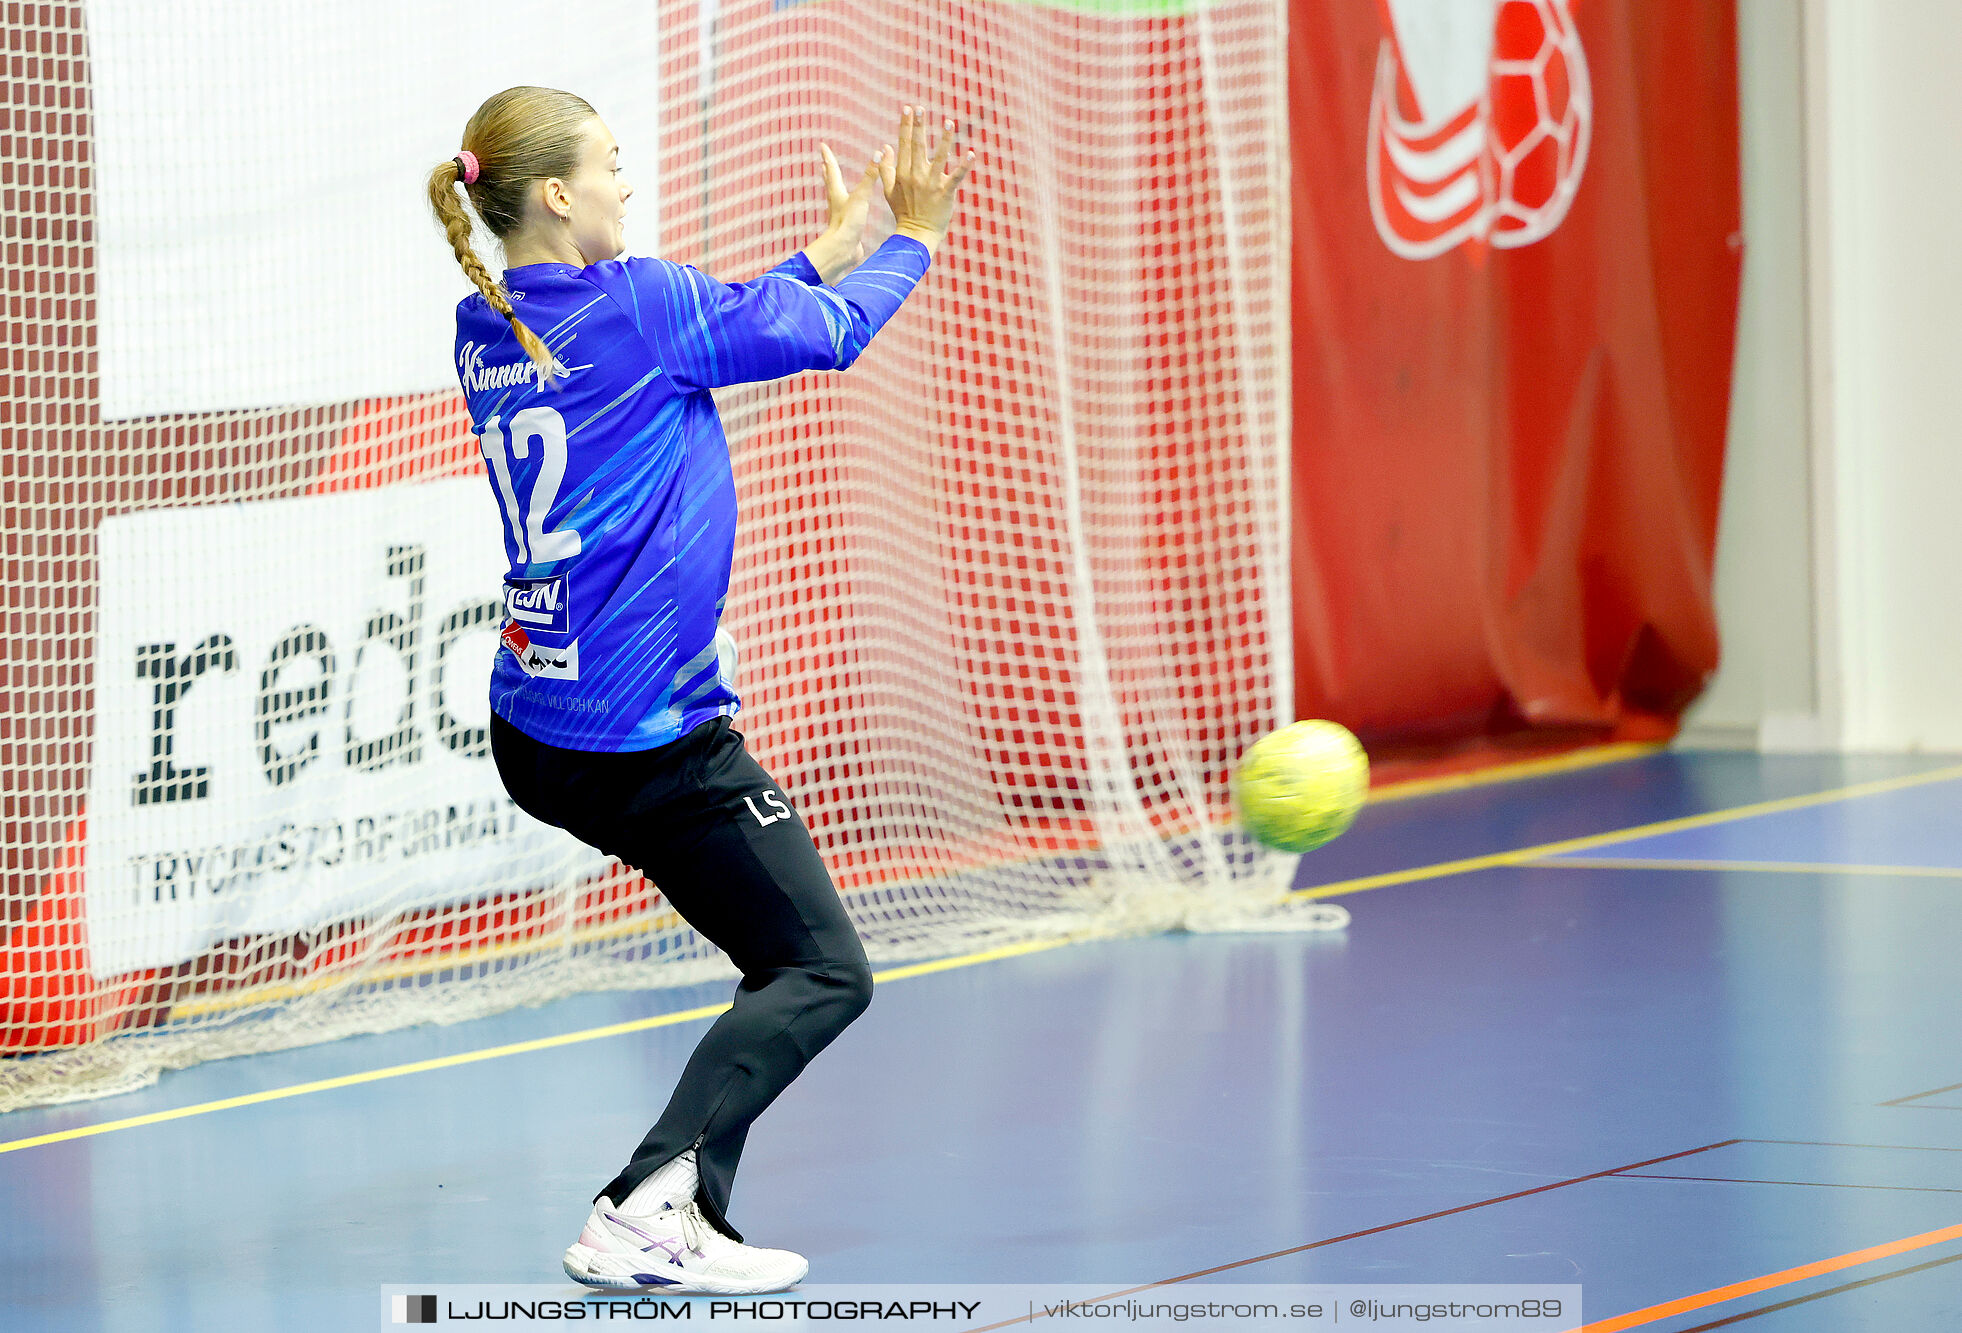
[1231,720,1370,853]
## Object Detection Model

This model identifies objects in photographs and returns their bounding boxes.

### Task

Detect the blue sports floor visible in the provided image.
[5,749,1962,1331]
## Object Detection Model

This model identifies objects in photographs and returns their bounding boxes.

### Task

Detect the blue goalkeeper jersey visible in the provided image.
[452,234,931,751]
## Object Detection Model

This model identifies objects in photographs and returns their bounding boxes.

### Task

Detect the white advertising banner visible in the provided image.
[87,1,662,418]
[85,479,607,978]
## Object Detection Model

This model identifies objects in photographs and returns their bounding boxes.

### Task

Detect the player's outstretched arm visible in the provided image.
[607,105,975,390]
[802,105,976,279]
[689,106,973,387]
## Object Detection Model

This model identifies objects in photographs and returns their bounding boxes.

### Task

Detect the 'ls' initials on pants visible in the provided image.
[745,790,793,826]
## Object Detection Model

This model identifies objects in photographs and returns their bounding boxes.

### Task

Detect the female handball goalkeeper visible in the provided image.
[428,87,971,1294]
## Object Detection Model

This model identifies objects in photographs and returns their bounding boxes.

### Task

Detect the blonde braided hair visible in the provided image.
[427,86,598,386]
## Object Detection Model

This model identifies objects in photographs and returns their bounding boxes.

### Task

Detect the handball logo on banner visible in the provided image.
[1367,0,1592,260]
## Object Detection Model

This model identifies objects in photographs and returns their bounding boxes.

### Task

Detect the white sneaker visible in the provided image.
[562,1197,810,1294]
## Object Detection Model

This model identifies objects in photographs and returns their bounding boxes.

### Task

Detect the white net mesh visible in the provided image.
[0,0,1330,1112]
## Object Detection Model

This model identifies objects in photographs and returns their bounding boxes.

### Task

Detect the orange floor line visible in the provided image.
[1571,1220,1962,1332]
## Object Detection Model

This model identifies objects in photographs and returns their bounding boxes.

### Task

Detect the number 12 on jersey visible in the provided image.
[482,406,583,564]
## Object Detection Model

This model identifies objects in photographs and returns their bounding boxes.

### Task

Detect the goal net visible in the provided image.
[1,0,1317,1111]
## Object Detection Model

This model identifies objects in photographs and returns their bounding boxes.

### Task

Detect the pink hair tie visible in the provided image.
[455,150,480,185]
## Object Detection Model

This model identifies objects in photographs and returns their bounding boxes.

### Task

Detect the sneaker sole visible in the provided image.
[562,1243,808,1295]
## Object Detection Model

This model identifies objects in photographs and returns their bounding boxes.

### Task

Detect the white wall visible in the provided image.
[1684,0,1819,748]
[1808,0,1962,750]
[1688,0,1962,752]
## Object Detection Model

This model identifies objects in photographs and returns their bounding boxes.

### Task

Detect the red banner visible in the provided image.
[1290,0,1740,747]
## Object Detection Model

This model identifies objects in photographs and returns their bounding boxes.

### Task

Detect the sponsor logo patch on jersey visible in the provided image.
[505,575,569,634]
[500,620,580,680]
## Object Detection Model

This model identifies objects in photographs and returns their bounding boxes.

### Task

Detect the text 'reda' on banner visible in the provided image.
[85,480,608,979]
[1289,0,1741,755]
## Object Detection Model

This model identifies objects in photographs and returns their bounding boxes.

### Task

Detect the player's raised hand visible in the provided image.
[879,105,976,244]
[820,142,882,266]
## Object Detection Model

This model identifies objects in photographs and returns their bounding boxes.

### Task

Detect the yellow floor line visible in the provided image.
[1525,857,1962,880]
[1291,761,1962,902]
[1369,741,1662,804]
[14,762,1961,1152]
[0,936,1079,1158]
[100,746,1662,1022]
[129,745,1663,1021]
[61,742,1655,1020]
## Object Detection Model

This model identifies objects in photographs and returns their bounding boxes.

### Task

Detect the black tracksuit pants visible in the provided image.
[491,712,873,1242]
